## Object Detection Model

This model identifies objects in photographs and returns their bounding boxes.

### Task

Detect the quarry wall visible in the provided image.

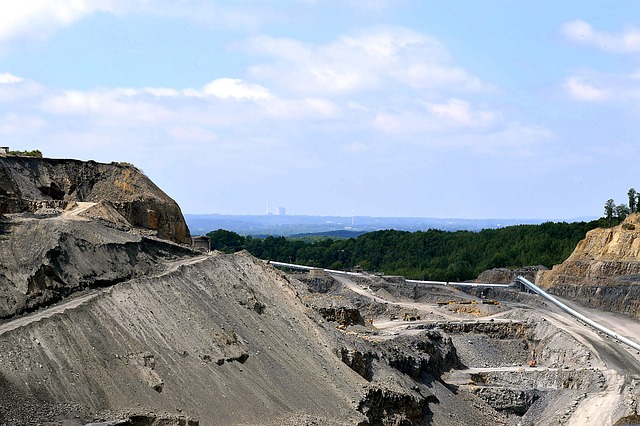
[0,156,190,243]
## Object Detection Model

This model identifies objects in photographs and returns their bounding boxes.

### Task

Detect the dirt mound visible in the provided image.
[0,247,503,425]
[74,200,133,229]
[0,217,515,426]
[0,215,194,319]
[0,252,365,424]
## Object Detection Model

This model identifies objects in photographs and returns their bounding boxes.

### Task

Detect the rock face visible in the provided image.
[537,214,640,319]
[0,156,190,243]
[476,266,548,284]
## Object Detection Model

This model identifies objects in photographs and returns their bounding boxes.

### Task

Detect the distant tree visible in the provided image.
[8,149,43,157]
[616,203,631,221]
[604,199,616,225]
[206,229,246,253]
[227,219,598,281]
[628,188,637,213]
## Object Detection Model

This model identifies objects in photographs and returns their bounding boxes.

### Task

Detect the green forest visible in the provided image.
[206,219,603,282]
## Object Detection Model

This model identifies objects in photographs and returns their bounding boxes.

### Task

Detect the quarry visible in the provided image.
[1,156,640,425]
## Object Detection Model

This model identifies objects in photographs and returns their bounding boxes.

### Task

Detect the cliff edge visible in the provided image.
[537,213,640,319]
[0,156,190,244]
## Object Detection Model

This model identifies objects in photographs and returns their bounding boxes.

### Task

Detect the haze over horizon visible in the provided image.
[1,1,639,219]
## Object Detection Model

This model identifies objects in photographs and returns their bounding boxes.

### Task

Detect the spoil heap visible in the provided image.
[0,156,502,425]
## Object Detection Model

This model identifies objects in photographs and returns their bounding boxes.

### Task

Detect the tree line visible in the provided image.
[603,187,640,226]
[206,220,600,282]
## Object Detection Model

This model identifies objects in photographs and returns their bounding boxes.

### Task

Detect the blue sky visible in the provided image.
[1,1,640,219]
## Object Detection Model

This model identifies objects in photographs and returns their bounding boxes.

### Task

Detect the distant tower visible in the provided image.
[276,207,286,216]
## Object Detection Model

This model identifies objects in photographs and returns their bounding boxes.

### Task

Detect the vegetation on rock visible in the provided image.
[7,149,43,157]
[603,187,640,226]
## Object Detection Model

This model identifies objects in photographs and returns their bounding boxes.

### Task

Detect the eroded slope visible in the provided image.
[0,214,193,318]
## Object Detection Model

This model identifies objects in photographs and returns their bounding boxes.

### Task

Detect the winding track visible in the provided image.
[323,269,640,425]
[0,254,209,337]
[515,276,640,353]
[2,254,638,424]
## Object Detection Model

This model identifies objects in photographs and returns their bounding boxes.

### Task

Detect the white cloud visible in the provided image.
[36,77,341,130]
[203,78,273,100]
[425,98,500,127]
[41,89,174,125]
[0,72,23,84]
[0,0,287,53]
[370,98,503,136]
[369,105,549,157]
[245,27,492,96]
[373,112,402,133]
[0,113,46,135]
[562,20,640,104]
[261,97,339,120]
[563,69,640,104]
[562,19,640,54]
[0,1,129,47]
[477,123,552,156]
[564,75,611,101]
[0,76,43,103]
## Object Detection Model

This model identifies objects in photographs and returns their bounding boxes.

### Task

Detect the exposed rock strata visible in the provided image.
[476,266,548,284]
[357,387,435,426]
[428,321,532,340]
[537,214,640,319]
[469,387,540,416]
[469,368,605,391]
[0,157,190,243]
[0,217,194,318]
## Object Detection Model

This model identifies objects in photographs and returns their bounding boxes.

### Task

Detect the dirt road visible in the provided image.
[0,253,209,337]
[331,272,640,425]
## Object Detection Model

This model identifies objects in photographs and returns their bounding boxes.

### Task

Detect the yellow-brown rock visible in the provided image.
[538,214,640,287]
[537,214,640,319]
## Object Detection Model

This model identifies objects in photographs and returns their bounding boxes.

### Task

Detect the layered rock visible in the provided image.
[0,217,195,318]
[537,214,640,319]
[0,156,190,243]
[476,266,548,284]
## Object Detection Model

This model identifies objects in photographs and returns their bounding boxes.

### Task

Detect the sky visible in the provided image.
[1,1,640,219]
